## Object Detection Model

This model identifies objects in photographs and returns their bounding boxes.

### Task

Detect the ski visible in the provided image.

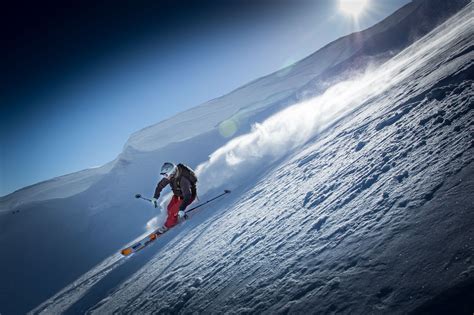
[121,229,166,256]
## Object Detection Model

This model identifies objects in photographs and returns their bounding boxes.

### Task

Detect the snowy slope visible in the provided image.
[30,3,473,315]
[2,3,460,313]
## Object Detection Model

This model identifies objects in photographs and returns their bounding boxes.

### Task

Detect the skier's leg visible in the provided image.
[164,196,182,228]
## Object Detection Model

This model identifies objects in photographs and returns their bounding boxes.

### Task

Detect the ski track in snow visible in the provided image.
[30,4,473,315]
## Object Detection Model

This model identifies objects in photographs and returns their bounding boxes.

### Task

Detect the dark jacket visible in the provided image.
[153,168,197,211]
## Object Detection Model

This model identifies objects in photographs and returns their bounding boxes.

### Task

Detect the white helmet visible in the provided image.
[160,162,177,177]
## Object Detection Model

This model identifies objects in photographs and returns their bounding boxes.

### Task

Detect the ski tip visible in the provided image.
[224,189,231,193]
[121,248,133,256]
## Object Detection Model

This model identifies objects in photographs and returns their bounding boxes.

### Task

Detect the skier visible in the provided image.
[151,162,198,232]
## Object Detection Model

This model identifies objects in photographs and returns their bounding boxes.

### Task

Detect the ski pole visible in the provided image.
[185,190,231,214]
[135,194,152,202]
[134,190,231,209]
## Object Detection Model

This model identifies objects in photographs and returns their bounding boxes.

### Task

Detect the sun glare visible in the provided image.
[339,0,369,18]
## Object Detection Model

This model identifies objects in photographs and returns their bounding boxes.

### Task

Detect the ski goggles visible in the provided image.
[161,172,175,179]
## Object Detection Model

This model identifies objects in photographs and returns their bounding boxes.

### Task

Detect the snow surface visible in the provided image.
[25,3,474,314]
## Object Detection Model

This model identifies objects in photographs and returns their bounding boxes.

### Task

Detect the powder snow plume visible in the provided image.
[195,12,471,195]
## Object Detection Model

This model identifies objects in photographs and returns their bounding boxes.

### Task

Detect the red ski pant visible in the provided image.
[164,195,194,228]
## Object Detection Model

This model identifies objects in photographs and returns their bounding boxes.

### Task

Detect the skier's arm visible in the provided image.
[153,178,170,199]
[179,177,193,211]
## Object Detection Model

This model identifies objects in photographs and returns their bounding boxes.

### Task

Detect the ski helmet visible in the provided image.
[160,162,177,177]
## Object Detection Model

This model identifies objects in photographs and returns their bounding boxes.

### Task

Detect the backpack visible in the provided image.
[177,163,198,185]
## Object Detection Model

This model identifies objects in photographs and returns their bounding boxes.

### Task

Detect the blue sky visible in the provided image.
[0,0,411,196]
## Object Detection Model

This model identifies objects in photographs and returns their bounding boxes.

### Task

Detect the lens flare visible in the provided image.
[339,0,369,18]
[219,118,239,138]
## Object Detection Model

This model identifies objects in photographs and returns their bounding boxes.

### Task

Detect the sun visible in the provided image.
[339,0,369,18]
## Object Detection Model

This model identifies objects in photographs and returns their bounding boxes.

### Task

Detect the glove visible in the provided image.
[177,210,186,220]
[151,198,158,208]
